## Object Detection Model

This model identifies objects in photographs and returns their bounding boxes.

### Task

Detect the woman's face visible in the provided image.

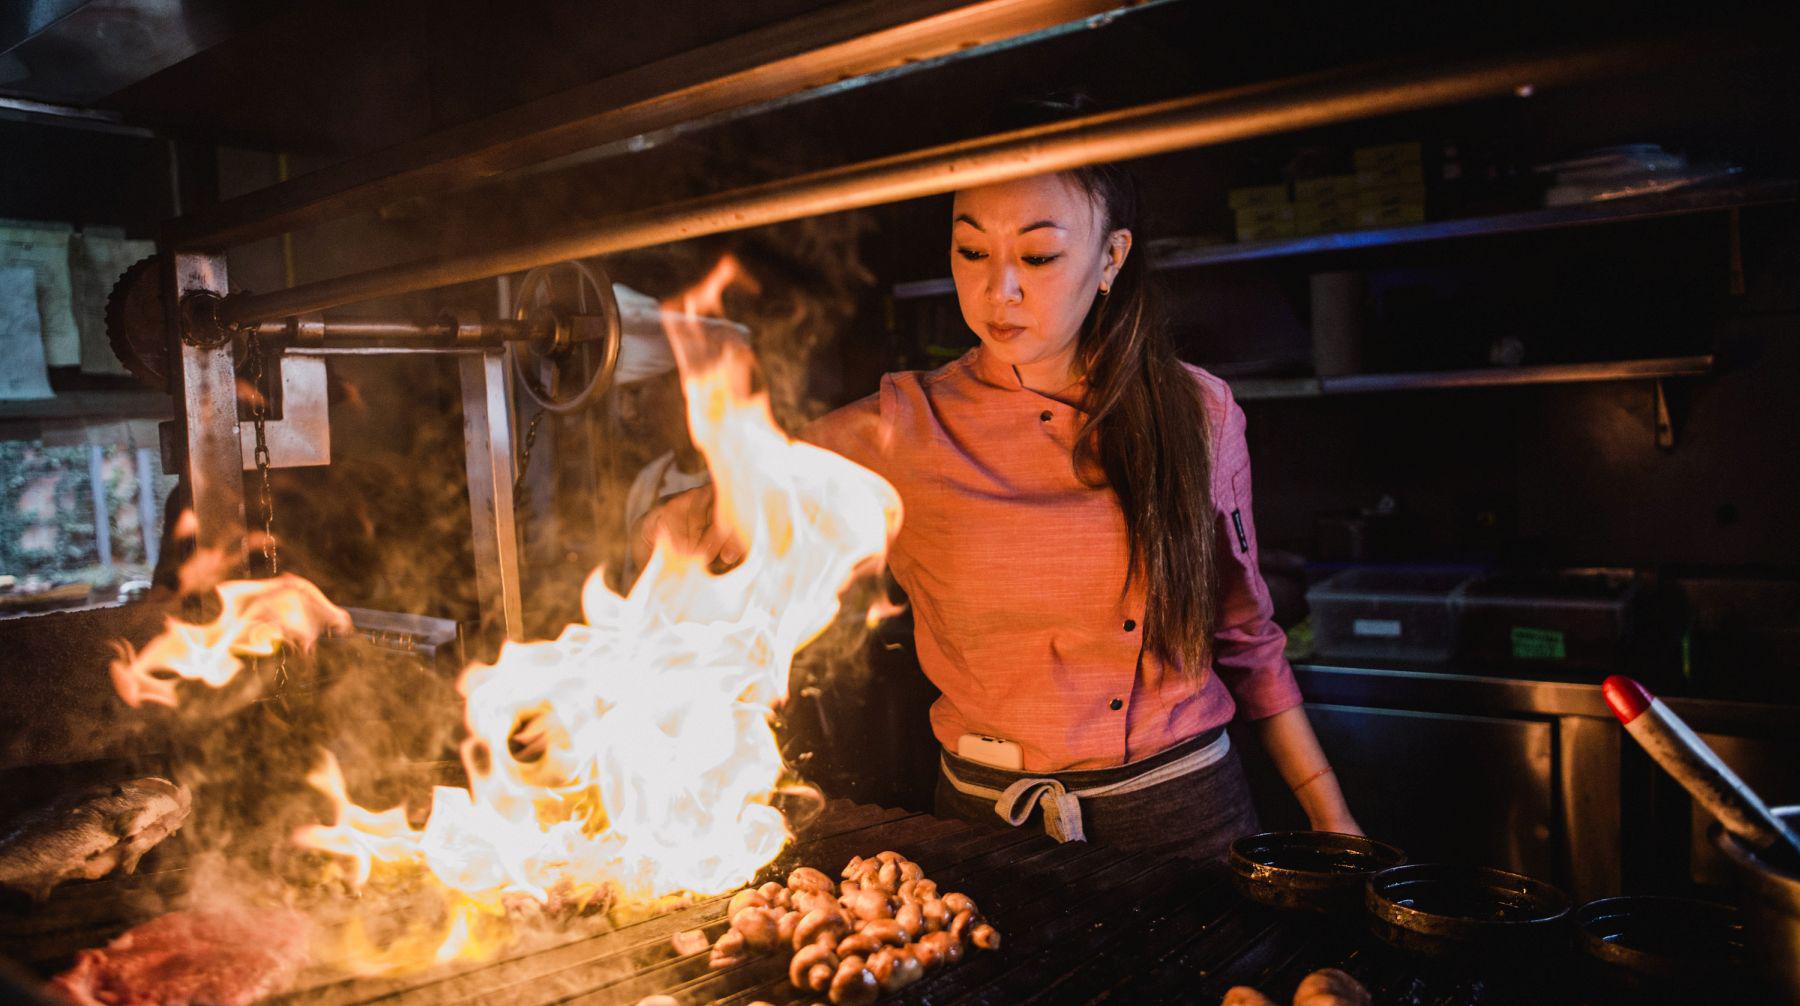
[950,173,1130,384]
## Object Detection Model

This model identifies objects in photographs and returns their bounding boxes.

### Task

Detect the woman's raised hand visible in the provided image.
[632,483,746,571]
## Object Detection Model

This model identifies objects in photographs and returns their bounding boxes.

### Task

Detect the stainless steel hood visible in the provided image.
[0,0,283,107]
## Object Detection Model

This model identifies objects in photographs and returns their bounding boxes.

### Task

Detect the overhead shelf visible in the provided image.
[1229,355,1713,400]
[0,390,173,422]
[891,180,1799,300]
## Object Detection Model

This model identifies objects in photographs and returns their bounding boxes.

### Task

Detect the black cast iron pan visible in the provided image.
[1574,895,1748,997]
[1365,862,1570,959]
[1228,831,1406,914]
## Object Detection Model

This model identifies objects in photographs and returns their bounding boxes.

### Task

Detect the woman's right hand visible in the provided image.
[632,483,746,571]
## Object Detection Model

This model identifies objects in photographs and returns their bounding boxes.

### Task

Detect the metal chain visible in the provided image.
[246,332,280,576]
[244,331,290,709]
[513,409,547,506]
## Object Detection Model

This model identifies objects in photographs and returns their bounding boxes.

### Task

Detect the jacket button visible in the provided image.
[1039,410,1053,422]
[1123,619,1136,632]
[1109,698,1123,711]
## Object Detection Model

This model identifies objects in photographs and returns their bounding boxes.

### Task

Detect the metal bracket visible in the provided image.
[173,254,247,568]
[1653,379,1676,451]
[178,289,234,348]
[239,355,330,469]
[460,349,524,649]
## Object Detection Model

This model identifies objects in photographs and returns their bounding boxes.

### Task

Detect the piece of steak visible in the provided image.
[48,906,310,1006]
[0,778,192,902]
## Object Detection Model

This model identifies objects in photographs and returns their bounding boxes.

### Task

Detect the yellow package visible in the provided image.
[1352,141,1423,169]
[1226,184,1290,210]
[1293,174,1359,201]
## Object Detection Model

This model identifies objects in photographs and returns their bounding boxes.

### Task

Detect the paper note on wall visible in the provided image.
[70,228,155,377]
[0,267,55,400]
[0,220,80,368]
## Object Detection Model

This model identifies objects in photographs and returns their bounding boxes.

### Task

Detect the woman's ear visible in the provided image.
[1101,227,1133,292]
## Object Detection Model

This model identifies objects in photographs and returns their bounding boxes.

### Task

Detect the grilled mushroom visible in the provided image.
[789,944,838,992]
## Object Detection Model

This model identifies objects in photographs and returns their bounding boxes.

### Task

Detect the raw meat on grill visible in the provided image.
[47,905,310,1006]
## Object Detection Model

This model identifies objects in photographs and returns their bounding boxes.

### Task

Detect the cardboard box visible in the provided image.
[1356,161,1426,189]
[1355,203,1428,228]
[1292,212,1358,236]
[1353,141,1423,169]
[1235,219,1297,242]
[1294,195,1360,218]
[1293,174,1359,201]
[1226,184,1290,210]
[1355,184,1428,210]
[1234,204,1296,227]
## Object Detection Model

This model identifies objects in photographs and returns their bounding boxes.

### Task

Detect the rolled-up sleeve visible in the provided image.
[1207,384,1304,720]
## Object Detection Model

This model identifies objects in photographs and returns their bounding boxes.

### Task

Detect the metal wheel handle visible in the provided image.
[508,260,622,414]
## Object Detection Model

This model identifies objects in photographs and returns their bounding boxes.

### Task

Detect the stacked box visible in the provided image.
[1228,183,1294,242]
[1227,142,1429,242]
[1351,141,1427,229]
[1227,183,1289,210]
[1291,174,1359,235]
[1352,142,1422,169]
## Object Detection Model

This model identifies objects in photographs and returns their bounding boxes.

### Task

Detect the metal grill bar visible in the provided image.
[4,801,1600,1004]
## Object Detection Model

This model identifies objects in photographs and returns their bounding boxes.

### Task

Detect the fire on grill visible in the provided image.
[0,261,919,1003]
[0,249,1592,1003]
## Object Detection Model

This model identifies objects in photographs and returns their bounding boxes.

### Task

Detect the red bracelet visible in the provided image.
[1291,765,1335,794]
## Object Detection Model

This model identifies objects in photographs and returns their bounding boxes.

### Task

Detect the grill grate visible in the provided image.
[5,801,1588,1004]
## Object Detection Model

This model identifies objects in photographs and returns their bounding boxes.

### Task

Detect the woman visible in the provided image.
[641,118,1358,861]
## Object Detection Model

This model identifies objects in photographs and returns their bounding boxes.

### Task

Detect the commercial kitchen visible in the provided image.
[1,2,1797,1003]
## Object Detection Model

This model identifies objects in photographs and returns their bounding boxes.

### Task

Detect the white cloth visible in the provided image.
[0,267,54,400]
[70,228,154,376]
[0,220,79,367]
[610,283,750,386]
[938,730,1232,843]
[622,451,712,548]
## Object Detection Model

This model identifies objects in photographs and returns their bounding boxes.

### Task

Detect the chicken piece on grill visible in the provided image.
[0,778,192,902]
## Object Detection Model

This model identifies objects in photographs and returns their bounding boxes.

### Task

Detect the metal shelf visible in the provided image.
[891,180,1799,300]
[1228,355,1713,400]
[0,390,173,422]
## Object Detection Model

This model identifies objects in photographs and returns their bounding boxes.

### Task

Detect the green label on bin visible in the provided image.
[1511,627,1566,661]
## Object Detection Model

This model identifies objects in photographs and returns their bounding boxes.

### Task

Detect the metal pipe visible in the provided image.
[248,317,534,342]
[165,0,1145,251]
[218,34,1699,326]
[285,346,489,357]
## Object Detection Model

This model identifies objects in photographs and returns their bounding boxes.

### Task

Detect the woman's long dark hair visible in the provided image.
[994,95,1217,678]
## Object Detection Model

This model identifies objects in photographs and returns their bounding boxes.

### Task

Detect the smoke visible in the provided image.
[71,112,907,980]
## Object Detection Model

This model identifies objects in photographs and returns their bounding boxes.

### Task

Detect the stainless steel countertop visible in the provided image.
[1292,662,1800,736]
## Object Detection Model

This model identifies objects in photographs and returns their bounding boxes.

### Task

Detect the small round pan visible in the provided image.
[1228,831,1407,914]
[1575,896,1746,993]
[1365,863,1570,958]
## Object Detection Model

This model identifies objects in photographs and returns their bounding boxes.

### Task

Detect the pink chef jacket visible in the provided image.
[803,345,1303,772]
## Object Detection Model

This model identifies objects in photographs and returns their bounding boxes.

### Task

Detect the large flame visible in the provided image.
[111,573,351,707]
[117,257,902,968]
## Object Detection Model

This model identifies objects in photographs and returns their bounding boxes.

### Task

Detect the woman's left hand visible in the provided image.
[1307,813,1364,837]
[1251,707,1363,837]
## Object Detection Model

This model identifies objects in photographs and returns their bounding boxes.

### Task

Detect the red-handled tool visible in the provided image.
[1603,675,1800,863]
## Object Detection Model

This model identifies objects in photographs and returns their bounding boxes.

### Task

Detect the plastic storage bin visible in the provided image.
[1457,570,1639,675]
[1306,567,1476,664]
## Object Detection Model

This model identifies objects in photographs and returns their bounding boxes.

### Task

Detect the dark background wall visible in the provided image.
[5,0,1797,790]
